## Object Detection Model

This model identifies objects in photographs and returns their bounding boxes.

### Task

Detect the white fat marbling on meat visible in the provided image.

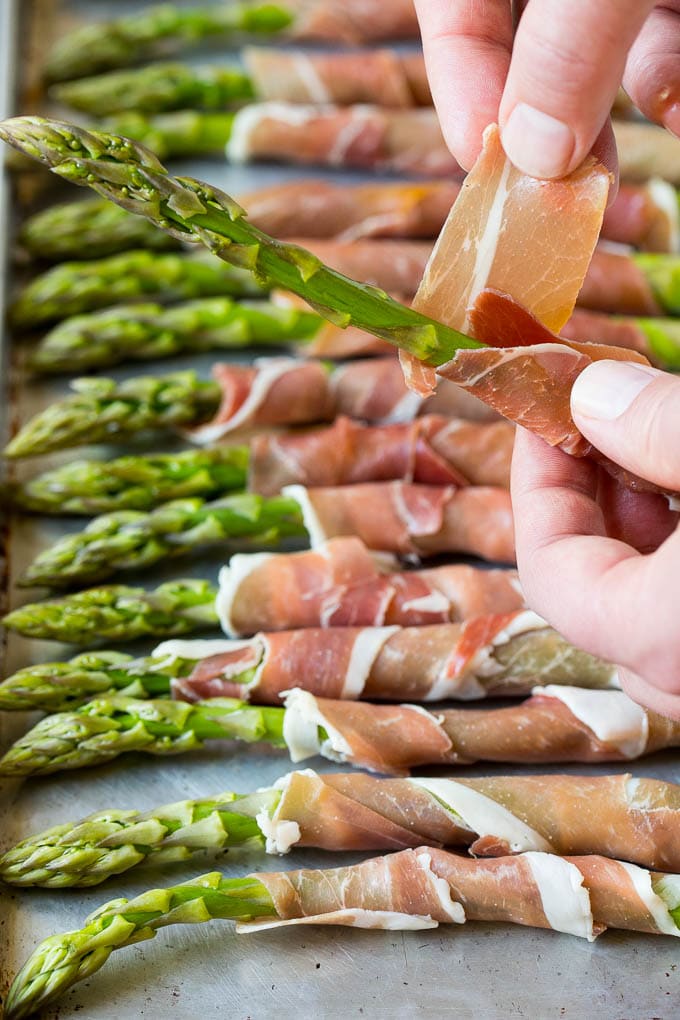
[282,484,326,547]
[216,554,275,636]
[282,688,354,763]
[537,686,649,758]
[226,103,323,163]
[524,852,596,941]
[648,178,680,252]
[415,851,466,923]
[341,626,399,697]
[619,862,680,936]
[465,610,547,680]
[236,909,441,933]
[411,778,552,852]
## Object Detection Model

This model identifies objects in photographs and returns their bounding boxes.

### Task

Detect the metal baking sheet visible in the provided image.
[1,3,680,1018]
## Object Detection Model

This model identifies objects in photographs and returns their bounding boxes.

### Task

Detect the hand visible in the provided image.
[415,0,680,180]
[512,361,680,716]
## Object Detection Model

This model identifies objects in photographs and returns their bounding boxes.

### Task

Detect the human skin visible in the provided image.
[415,1,680,715]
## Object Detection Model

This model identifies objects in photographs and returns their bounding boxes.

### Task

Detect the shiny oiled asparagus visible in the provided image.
[4,372,221,459]
[10,249,264,328]
[53,62,255,116]
[10,447,249,514]
[44,3,294,82]
[102,110,237,161]
[2,579,219,644]
[30,297,322,373]
[0,118,477,366]
[21,493,305,587]
[18,197,178,260]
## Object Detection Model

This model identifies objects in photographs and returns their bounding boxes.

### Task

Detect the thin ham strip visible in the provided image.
[287,0,420,44]
[602,180,678,252]
[189,358,500,445]
[226,104,461,177]
[217,537,525,636]
[279,685,680,774]
[240,847,680,938]
[240,181,459,242]
[244,48,426,108]
[168,612,616,704]
[285,481,515,563]
[247,415,514,496]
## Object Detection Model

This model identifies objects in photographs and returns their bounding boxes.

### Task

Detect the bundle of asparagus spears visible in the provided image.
[3,6,680,1007]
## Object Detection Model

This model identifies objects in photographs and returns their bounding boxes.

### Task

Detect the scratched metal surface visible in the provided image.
[1,3,680,1019]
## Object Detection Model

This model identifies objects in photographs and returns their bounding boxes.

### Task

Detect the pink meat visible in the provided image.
[602,182,677,252]
[240,181,459,242]
[247,415,513,496]
[220,537,524,636]
[579,247,662,315]
[292,238,432,295]
[287,0,420,43]
[228,104,461,177]
[293,481,515,563]
[561,308,650,357]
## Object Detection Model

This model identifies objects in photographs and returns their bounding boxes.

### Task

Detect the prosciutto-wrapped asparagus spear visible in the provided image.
[0,611,615,712]
[1,685,675,778]
[11,417,515,513]
[7,849,680,1019]
[104,105,462,176]
[562,308,680,369]
[4,770,680,888]
[2,117,668,498]
[23,178,674,263]
[20,481,514,587]
[613,120,680,184]
[6,359,495,459]
[44,1,421,82]
[54,50,431,115]
[2,549,523,644]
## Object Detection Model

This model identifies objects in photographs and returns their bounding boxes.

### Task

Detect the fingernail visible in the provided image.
[662,100,680,139]
[571,361,659,421]
[501,103,575,178]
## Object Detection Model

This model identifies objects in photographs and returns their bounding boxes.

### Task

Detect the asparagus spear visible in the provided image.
[2,579,219,644]
[18,197,178,260]
[5,872,277,1020]
[53,62,255,116]
[102,110,237,161]
[44,3,294,82]
[4,372,221,459]
[7,858,680,1020]
[0,787,276,886]
[0,695,285,776]
[0,117,478,366]
[10,249,265,328]
[30,297,323,373]
[9,447,249,514]
[20,493,305,587]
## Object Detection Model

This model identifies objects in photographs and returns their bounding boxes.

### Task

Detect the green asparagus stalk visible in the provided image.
[633,254,680,316]
[0,695,285,776]
[0,645,258,712]
[0,117,478,366]
[4,873,277,1020]
[2,579,219,644]
[20,493,305,587]
[53,62,254,116]
[102,110,236,161]
[9,447,249,514]
[0,787,275,887]
[635,317,680,369]
[44,4,294,83]
[18,197,178,260]
[30,296,323,373]
[4,372,221,459]
[10,249,265,328]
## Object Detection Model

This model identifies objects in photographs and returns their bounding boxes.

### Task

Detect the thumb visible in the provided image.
[571,360,680,490]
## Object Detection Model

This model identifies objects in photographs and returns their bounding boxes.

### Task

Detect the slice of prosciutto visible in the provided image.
[602,180,678,253]
[217,537,525,636]
[248,415,515,496]
[285,480,515,563]
[287,0,420,44]
[226,104,461,178]
[188,357,500,445]
[561,307,680,367]
[240,181,460,242]
[240,846,680,938]
[244,48,430,109]
[278,685,680,774]
[166,611,617,704]
[255,768,680,871]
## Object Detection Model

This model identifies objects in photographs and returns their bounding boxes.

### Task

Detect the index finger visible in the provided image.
[414,0,513,170]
